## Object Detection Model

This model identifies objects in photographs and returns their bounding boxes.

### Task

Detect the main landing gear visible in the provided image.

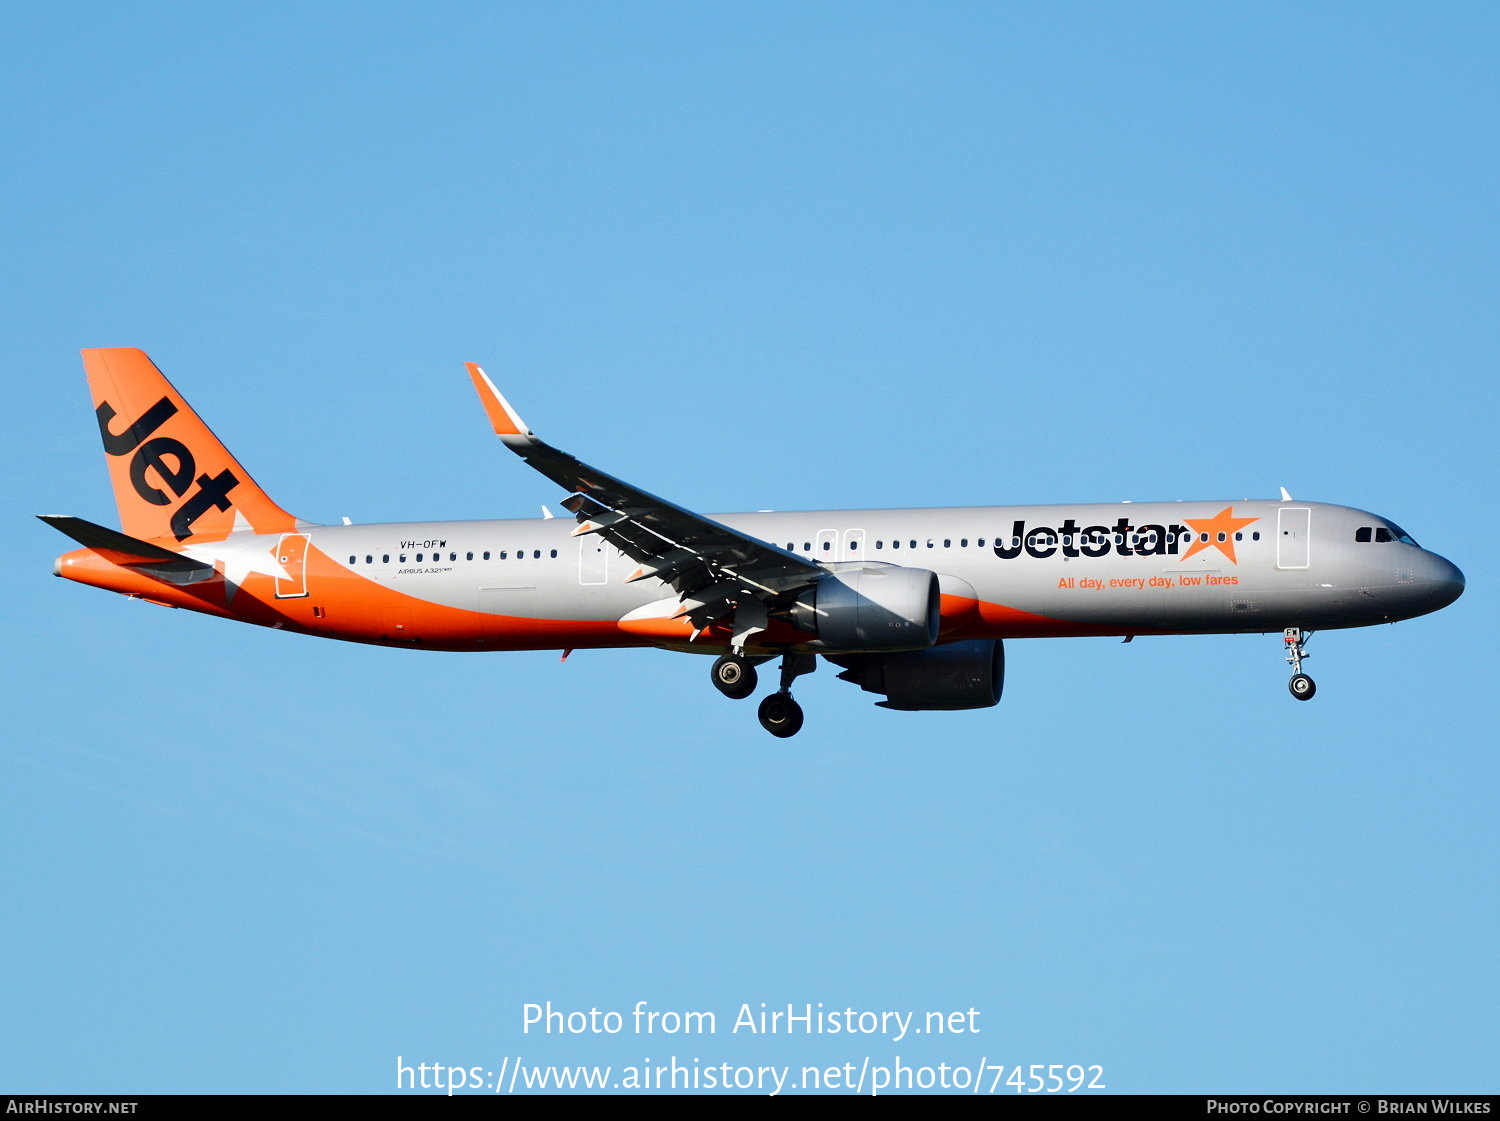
[1283,627,1316,701]
[711,651,815,738]
[710,652,759,700]
[757,693,804,738]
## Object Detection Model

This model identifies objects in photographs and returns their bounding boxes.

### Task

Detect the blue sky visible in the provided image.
[3,2,1496,1095]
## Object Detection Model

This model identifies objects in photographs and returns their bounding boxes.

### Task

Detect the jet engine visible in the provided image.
[788,564,940,652]
[830,639,1004,710]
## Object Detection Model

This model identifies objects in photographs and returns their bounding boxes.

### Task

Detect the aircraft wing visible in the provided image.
[467,364,826,641]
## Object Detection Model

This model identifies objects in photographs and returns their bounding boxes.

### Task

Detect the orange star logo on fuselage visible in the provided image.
[1179,507,1260,564]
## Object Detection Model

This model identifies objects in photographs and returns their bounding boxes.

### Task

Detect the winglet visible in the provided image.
[466,363,535,445]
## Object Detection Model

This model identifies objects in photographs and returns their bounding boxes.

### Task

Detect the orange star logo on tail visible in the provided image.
[1180,506,1260,564]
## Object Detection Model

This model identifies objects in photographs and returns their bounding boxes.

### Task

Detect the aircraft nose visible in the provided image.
[1424,553,1465,610]
[1368,551,1464,621]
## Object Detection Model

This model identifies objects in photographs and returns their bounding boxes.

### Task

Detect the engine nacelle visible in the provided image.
[790,564,940,652]
[832,639,1004,710]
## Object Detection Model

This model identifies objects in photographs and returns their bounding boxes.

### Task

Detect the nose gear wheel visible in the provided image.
[1283,628,1316,701]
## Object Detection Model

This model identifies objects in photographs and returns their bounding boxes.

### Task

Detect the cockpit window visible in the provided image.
[1384,522,1419,547]
[1357,523,1420,546]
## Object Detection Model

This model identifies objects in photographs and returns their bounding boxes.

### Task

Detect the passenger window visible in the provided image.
[466,552,474,560]
[365,555,373,564]
[382,554,390,563]
[348,555,356,564]
[483,551,491,560]
[550,549,557,558]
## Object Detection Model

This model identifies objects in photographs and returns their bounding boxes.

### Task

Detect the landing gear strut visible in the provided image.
[1284,627,1316,700]
[755,653,816,738]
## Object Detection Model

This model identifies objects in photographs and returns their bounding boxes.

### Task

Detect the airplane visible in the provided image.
[43,348,1465,737]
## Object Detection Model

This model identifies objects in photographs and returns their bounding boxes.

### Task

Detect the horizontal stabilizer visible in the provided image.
[39,515,217,585]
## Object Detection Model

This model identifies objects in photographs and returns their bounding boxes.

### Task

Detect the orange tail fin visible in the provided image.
[83,348,302,542]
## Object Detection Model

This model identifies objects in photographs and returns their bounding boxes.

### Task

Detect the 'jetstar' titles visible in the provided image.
[993,517,1189,561]
[992,508,1261,565]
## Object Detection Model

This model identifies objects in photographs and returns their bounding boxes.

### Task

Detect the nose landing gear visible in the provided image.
[1284,628,1316,700]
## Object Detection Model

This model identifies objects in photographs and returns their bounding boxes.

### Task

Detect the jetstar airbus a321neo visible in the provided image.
[44,348,1465,737]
